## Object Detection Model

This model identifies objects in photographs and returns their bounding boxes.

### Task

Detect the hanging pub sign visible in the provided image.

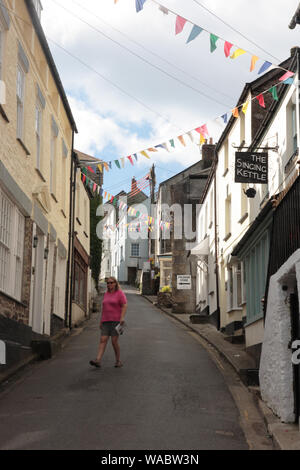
[235,152,268,184]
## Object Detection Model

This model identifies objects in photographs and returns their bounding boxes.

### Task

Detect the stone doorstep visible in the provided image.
[253,392,300,450]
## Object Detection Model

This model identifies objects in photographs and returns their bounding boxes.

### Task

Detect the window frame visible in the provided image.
[131,243,140,257]
[0,188,25,301]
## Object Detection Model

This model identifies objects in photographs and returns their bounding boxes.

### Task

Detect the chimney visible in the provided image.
[201,140,216,168]
[131,177,137,193]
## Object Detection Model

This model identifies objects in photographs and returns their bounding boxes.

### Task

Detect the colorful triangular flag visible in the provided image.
[230,48,246,60]
[242,101,249,114]
[279,71,294,82]
[256,93,265,108]
[232,107,239,118]
[250,55,259,72]
[186,25,203,43]
[141,150,150,159]
[136,0,147,13]
[178,135,186,146]
[258,61,272,75]
[175,15,187,35]
[210,34,219,53]
[224,41,233,58]
[115,160,121,169]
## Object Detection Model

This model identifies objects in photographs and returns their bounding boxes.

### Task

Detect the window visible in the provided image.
[225,193,231,238]
[50,118,59,196]
[131,243,139,257]
[16,64,25,139]
[0,3,10,86]
[35,102,42,170]
[61,140,68,213]
[227,263,242,312]
[0,189,25,300]
[209,188,214,226]
[35,86,45,172]
[292,105,297,153]
[73,252,86,308]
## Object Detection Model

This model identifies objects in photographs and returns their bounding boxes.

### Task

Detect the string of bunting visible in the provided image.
[81,74,295,175]
[132,0,293,78]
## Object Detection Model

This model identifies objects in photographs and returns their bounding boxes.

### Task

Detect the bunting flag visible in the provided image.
[98,164,103,173]
[279,71,294,82]
[187,25,203,43]
[103,162,109,172]
[87,166,95,173]
[199,133,206,145]
[221,113,228,124]
[175,16,187,35]
[141,150,150,159]
[121,157,125,168]
[133,154,138,161]
[230,48,246,60]
[170,139,175,148]
[108,161,112,169]
[232,107,239,118]
[210,34,219,53]
[136,0,147,13]
[256,93,265,108]
[148,147,158,152]
[178,135,186,146]
[128,155,134,165]
[250,55,259,72]
[224,41,233,58]
[242,101,249,114]
[258,61,272,75]
[196,124,209,138]
[158,4,169,15]
[283,77,294,85]
[187,131,194,142]
[115,160,121,169]
[155,144,165,151]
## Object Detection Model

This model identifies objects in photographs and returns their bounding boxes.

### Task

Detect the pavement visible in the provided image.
[141,293,300,451]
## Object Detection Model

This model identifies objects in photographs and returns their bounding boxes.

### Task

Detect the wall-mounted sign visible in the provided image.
[235,152,268,184]
[177,275,192,290]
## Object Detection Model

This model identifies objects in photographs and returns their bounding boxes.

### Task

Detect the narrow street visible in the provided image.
[0,288,251,450]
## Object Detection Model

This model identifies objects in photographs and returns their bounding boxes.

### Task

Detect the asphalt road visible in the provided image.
[0,287,248,450]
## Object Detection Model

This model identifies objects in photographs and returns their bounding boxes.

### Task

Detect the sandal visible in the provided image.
[89,360,101,368]
[114,361,123,368]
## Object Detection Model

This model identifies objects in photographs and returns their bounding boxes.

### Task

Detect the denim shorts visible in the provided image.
[101,321,120,337]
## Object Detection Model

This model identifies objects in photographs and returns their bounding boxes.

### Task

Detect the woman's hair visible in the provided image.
[107,276,120,291]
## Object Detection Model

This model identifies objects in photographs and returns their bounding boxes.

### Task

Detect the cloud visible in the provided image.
[42,0,299,170]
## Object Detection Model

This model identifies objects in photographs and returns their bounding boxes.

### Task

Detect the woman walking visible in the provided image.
[90,277,127,368]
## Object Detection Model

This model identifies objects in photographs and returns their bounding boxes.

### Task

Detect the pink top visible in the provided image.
[101,290,127,322]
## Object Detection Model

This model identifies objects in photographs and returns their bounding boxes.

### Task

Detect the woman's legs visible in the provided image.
[111,335,121,365]
[95,335,109,363]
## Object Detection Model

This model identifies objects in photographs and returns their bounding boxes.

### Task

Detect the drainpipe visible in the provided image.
[65,130,77,330]
[68,150,78,330]
[213,153,221,330]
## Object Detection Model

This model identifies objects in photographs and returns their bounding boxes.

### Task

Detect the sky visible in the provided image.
[41,0,300,196]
